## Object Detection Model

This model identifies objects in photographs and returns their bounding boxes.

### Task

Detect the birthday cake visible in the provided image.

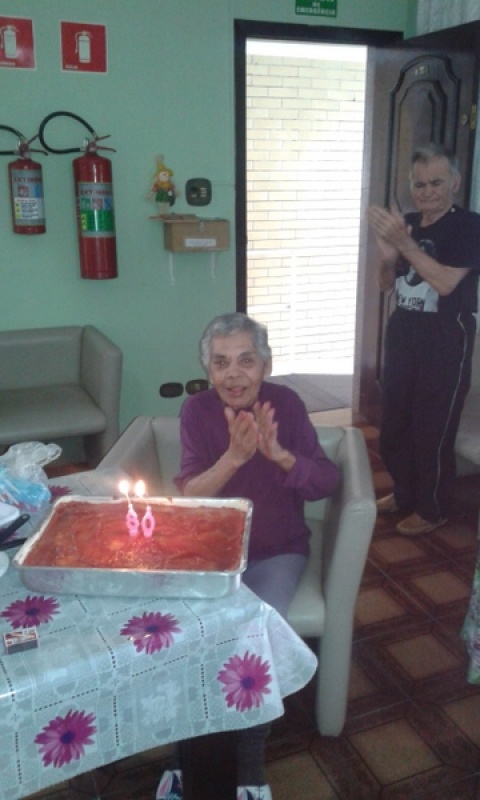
[22,498,248,572]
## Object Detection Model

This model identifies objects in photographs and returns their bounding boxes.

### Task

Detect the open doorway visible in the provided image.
[234,20,401,413]
[246,39,367,393]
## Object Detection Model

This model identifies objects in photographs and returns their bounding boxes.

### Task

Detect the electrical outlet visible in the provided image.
[185,379,209,394]
[159,382,183,398]
[185,178,212,206]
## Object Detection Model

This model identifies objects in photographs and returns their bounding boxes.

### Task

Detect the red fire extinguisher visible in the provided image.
[0,127,47,234]
[73,136,118,280]
[38,112,118,280]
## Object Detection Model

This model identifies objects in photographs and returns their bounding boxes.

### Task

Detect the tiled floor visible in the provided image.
[267,374,353,414]
[29,413,480,799]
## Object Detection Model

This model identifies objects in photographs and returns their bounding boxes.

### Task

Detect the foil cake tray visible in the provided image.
[13,495,252,598]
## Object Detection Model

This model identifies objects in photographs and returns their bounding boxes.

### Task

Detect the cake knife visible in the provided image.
[0,513,30,546]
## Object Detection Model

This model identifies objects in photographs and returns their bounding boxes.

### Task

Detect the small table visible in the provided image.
[0,471,317,800]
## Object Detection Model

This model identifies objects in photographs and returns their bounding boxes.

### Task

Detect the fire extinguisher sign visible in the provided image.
[0,16,35,69]
[61,22,107,73]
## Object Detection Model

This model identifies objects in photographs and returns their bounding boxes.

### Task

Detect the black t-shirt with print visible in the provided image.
[395,205,480,315]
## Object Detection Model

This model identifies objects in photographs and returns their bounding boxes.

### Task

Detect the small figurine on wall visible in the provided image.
[149,155,176,216]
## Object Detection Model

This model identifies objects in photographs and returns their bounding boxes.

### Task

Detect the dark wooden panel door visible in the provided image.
[387,53,470,214]
[355,22,480,426]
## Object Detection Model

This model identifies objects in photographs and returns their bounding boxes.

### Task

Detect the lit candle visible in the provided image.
[119,480,140,537]
[134,480,146,498]
[134,480,156,538]
[119,479,130,499]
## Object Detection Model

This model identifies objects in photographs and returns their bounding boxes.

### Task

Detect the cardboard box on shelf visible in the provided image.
[162,216,230,253]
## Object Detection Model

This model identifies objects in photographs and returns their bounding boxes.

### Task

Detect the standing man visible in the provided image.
[368,143,480,535]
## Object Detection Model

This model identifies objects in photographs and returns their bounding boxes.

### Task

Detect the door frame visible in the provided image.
[234,19,402,312]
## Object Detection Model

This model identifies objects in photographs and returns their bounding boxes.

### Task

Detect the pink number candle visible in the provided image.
[141,505,155,538]
[119,480,140,537]
[134,480,156,538]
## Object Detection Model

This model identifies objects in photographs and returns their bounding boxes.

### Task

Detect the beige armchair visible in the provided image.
[98,415,376,735]
[0,325,122,466]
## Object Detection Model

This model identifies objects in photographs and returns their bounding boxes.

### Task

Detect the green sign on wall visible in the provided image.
[295,0,337,17]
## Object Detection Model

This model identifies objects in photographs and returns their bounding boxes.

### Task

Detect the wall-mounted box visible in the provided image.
[163,216,230,253]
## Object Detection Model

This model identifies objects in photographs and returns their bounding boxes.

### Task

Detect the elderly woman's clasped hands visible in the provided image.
[224,400,286,466]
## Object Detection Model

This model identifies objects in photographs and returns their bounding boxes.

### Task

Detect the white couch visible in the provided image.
[0,325,122,466]
[98,415,377,736]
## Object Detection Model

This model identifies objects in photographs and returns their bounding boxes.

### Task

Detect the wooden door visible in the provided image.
[355,22,480,426]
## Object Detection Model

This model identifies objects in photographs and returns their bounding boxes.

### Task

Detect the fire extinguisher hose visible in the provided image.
[0,127,48,158]
[38,111,115,154]
[0,125,25,155]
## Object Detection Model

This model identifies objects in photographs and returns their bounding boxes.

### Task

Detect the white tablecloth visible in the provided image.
[0,471,318,800]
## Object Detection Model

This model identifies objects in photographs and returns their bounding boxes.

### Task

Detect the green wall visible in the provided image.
[1,0,413,430]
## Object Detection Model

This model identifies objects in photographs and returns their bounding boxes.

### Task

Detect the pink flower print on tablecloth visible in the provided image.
[1,595,60,628]
[120,611,181,654]
[217,650,272,711]
[35,709,96,767]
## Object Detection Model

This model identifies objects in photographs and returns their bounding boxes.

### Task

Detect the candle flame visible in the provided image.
[134,480,146,498]
[119,480,130,496]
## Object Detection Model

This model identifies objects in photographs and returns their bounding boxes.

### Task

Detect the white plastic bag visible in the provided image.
[0,442,61,513]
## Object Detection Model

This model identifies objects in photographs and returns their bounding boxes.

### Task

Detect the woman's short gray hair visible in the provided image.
[199,312,272,371]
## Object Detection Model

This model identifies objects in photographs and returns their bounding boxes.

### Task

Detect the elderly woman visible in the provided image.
[157,312,339,800]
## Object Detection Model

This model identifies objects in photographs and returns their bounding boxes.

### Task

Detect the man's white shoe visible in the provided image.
[376,493,399,513]
[156,769,183,800]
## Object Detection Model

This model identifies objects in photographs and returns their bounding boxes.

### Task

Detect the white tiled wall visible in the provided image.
[246,46,366,375]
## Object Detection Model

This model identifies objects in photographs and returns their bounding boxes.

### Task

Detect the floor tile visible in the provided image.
[429,524,478,558]
[432,777,480,800]
[345,646,408,723]
[355,585,406,626]
[385,632,461,679]
[370,535,427,565]
[266,751,340,799]
[354,579,431,642]
[309,408,354,427]
[310,735,382,800]
[349,718,441,783]
[443,693,480,748]
[407,569,473,620]
[347,658,378,701]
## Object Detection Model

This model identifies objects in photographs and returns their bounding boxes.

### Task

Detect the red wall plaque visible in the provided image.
[0,16,35,69]
[61,21,107,73]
